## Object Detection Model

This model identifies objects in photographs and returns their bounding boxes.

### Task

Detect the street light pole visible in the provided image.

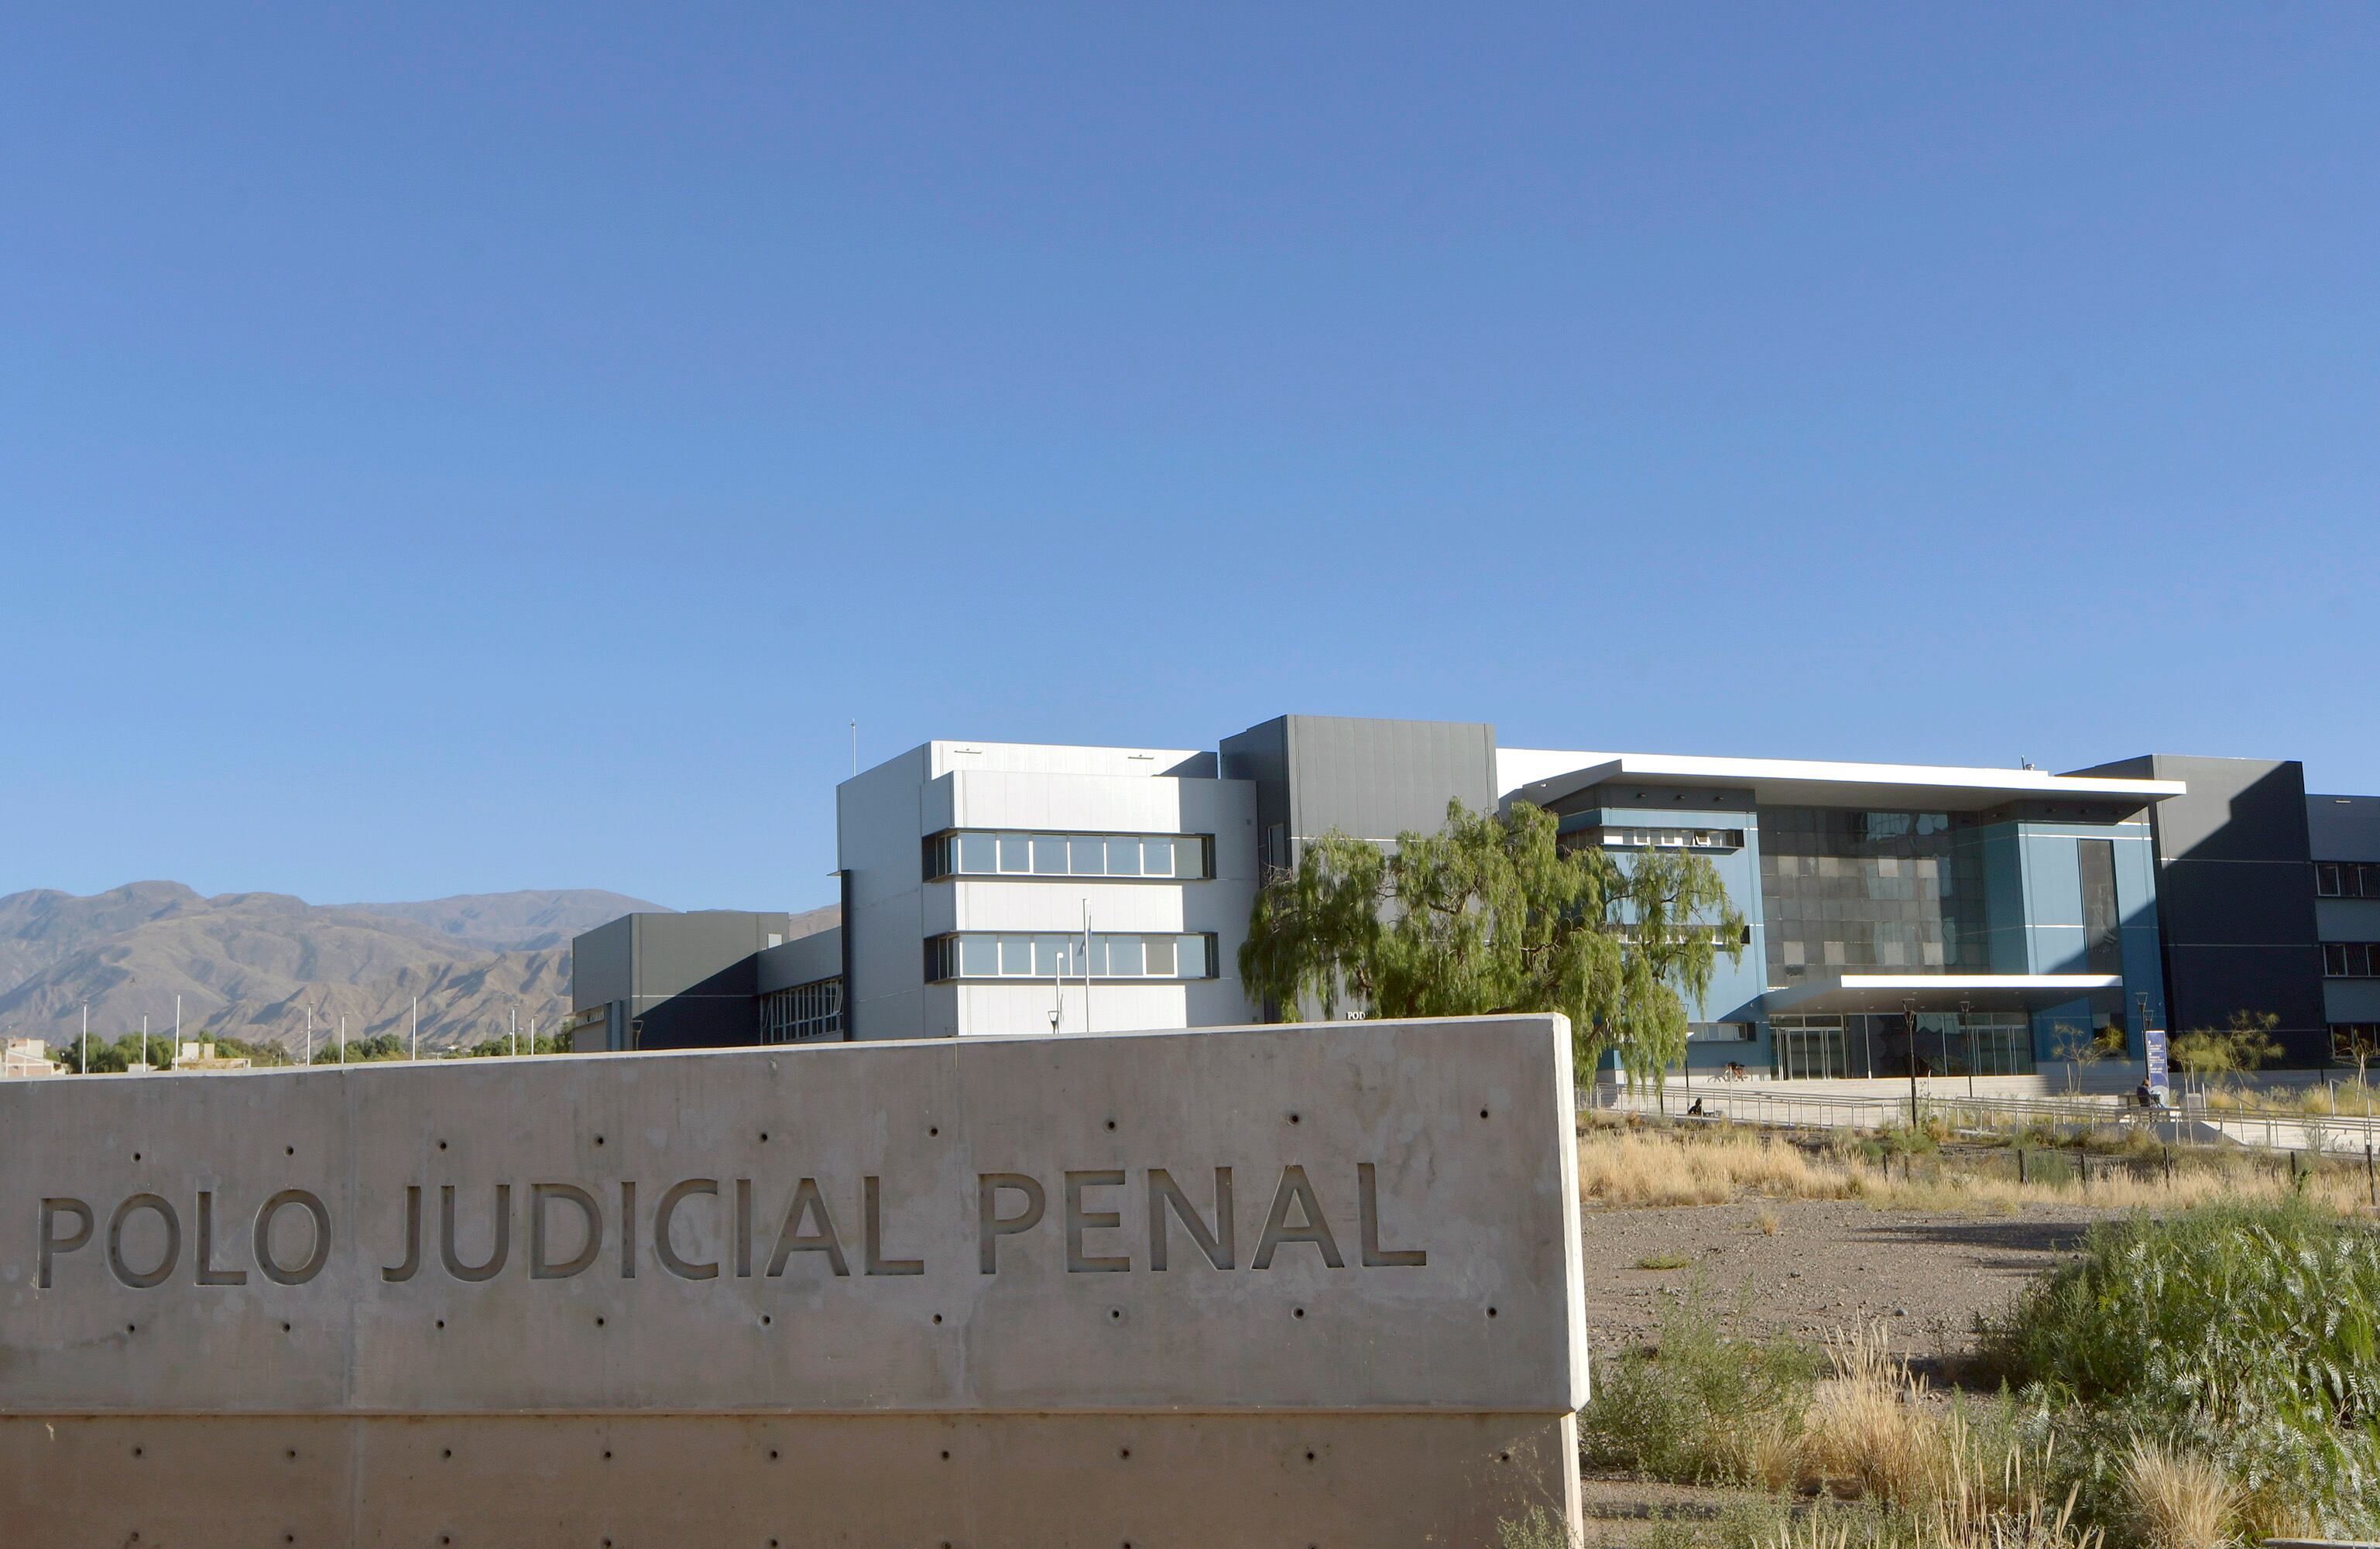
[1904,996,1920,1129]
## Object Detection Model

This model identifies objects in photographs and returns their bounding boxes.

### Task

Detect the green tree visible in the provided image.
[2170,1009,2285,1101]
[1239,799,1744,1095]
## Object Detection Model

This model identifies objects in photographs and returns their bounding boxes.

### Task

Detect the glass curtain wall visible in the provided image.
[1760,809,1989,984]
[1770,1011,2034,1078]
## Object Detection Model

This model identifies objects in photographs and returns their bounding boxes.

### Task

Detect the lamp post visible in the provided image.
[1963,996,1975,1098]
[1903,996,1920,1129]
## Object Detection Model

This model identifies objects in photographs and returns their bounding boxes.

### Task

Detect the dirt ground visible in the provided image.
[1573,1195,2120,1545]
[1579,1196,2117,1364]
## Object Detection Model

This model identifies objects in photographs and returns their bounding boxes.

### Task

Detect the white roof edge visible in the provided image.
[1833,974,2124,990]
[1515,751,2184,800]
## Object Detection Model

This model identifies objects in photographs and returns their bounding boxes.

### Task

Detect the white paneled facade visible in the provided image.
[838,742,1260,1039]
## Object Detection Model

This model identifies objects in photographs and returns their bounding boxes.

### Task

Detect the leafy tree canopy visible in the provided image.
[1238,799,1744,1090]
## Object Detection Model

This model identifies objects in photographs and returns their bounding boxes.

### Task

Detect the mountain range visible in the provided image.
[0,882,672,1055]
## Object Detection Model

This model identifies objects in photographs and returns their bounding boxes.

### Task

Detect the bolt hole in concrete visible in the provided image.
[125,1323,136,1334]
[285,1146,295,1156]
[1305,1451,1316,1462]
[928,1126,939,1136]
[931,1313,943,1325]
[602,1451,612,1461]
[1487,1306,1498,1318]
[1293,1307,1305,1319]
[769,1450,780,1461]
[1480,1109,1490,1119]
[595,1135,605,1146]
[1109,1308,1122,1321]
[434,1319,444,1330]
[1289,1112,1301,1124]
[441,1449,452,1460]
[1106,1119,1116,1130]
[595,1317,605,1327]
[132,1447,142,1458]
[436,1141,446,1151]
[132,1152,141,1161]
[281,1321,292,1333]
[940,1451,951,1462]
[285,1449,297,1460]
[1119,1448,1130,1460]
[760,1314,772,1327]
[760,1131,770,1142]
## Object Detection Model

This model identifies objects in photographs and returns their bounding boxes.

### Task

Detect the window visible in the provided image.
[924,830,1214,882]
[760,979,842,1043]
[1561,824,1747,852]
[1758,807,1984,982]
[2317,861,2380,898]
[2079,840,2121,975]
[2334,1024,2380,1063]
[2325,943,2380,978]
[925,932,1217,982]
[1769,1009,2032,1079]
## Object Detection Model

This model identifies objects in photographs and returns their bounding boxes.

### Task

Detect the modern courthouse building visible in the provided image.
[570,716,2380,1081]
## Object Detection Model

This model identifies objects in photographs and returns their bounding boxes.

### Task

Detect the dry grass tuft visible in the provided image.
[2118,1438,2231,1549]
[1579,1119,2371,1216]
[1576,1124,1860,1208]
[1795,1325,1943,1504]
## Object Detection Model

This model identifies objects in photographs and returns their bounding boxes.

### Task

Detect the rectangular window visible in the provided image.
[760,978,843,1043]
[2316,861,2380,899]
[925,931,1219,982]
[924,829,1215,881]
[2326,943,2380,978]
[2079,839,2121,975]
[959,832,996,874]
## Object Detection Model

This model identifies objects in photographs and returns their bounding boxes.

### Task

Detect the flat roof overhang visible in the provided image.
[1757,974,2125,1016]
[1511,754,2186,814]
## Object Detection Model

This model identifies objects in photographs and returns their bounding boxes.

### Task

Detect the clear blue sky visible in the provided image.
[5,6,2376,911]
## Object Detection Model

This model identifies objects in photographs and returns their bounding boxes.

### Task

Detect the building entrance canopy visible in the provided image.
[1755,973,2124,1018]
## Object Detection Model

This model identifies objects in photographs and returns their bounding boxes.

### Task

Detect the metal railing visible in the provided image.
[1591,1082,2380,1156]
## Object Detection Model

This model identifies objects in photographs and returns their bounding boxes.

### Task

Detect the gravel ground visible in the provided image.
[1579,1196,2118,1365]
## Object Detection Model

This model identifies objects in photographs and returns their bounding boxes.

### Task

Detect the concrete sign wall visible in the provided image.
[2,1016,1586,1546]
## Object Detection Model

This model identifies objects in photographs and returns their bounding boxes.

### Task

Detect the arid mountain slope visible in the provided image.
[0,883,671,1054]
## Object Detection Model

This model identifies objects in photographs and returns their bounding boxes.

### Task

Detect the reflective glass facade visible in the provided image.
[1758,808,1988,982]
[1770,1010,2034,1079]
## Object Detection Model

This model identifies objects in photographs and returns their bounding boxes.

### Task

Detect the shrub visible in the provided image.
[1579,1283,1823,1485]
[1978,1199,2380,1537]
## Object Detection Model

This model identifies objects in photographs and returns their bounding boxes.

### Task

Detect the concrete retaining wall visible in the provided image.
[1,1015,1586,1546]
